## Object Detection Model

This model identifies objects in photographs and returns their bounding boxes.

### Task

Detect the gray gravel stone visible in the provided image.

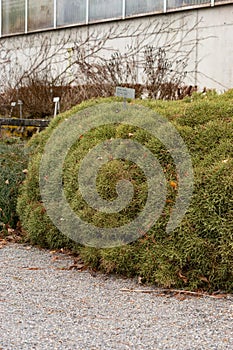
[0,243,232,350]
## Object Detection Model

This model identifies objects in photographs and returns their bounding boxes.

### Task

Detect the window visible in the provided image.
[28,0,53,31]
[57,0,86,26]
[167,0,210,10]
[2,0,25,35]
[89,0,122,21]
[126,0,163,17]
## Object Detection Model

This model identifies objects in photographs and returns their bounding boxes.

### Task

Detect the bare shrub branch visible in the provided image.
[0,14,201,118]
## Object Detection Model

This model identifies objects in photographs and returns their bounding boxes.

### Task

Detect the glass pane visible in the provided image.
[2,0,25,35]
[167,0,210,10]
[215,0,233,2]
[28,0,53,31]
[126,0,163,16]
[57,0,86,26]
[89,0,122,21]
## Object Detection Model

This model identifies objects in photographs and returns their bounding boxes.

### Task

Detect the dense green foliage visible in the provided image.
[17,93,233,292]
[0,138,28,229]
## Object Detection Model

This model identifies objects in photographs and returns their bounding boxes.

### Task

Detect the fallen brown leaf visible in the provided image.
[178,270,188,284]
[51,256,59,262]
[199,275,209,283]
[68,263,85,271]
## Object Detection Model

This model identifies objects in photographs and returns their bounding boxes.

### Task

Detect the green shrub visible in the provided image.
[17,94,233,292]
[0,137,28,229]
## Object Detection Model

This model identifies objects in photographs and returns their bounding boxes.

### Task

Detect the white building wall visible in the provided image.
[1,4,233,91]
[195,5,233,90]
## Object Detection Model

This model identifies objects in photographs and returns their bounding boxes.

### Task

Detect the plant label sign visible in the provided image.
[115,87,135,100]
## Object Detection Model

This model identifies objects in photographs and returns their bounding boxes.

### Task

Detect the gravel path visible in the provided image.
[0,243,232,350]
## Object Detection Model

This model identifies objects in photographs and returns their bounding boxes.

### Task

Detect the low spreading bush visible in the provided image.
[0,137,28,229]
[17,93,233,292]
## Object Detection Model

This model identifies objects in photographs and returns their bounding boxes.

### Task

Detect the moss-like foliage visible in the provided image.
[17,93,233,292]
